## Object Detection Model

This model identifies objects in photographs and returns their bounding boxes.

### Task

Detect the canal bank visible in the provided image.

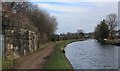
[2,39,86,70]
[105,39,120,46]
[44,39,86,69]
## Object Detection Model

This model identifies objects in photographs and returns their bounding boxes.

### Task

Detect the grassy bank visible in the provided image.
[44,39,86,69]
[2,59,14,69]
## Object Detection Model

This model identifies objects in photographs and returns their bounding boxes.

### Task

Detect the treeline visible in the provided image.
[42,31,85,42]
[59,30,85,40]
[94,13,117,42]
[3,2,58,43]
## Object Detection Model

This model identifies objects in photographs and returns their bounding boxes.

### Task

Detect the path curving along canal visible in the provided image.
[65,39,120,69]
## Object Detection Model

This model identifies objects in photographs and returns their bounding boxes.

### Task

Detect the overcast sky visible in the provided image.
[32,0,119,34]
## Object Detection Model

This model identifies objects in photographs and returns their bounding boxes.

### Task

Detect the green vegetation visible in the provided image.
[2,59,14,69]
[94,20,109,42]
[94,13,117,43]
[44,42,71,69]
[39,42,55,49]
[44,39,85,69]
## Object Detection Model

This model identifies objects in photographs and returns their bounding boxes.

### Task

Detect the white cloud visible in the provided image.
[36,3,90,13]
[91,2,118,7]
[35,2,118,34]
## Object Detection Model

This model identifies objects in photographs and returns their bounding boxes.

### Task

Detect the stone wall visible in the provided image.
[2,3,39,60]
[2,17,39,59]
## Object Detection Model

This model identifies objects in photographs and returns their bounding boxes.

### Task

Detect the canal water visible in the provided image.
[65,39,120,69]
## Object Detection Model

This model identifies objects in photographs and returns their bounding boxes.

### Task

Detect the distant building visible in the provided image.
[77,29,83,34]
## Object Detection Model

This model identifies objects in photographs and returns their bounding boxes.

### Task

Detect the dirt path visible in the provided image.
[12,41,62,69]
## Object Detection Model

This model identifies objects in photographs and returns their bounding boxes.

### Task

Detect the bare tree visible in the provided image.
[106,14,117,35]
[2,2,58,43]
[41,32,48,43]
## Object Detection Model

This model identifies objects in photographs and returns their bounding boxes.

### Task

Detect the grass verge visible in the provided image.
[2,59,14,69]
[44,39,86,69]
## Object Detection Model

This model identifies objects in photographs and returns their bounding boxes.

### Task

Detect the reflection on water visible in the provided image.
[65,39,120,69]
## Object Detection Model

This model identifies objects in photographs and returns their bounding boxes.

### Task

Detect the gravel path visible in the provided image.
[12,41,62,69]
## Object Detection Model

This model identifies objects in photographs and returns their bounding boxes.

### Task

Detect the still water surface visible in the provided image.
[65,39,120,69]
